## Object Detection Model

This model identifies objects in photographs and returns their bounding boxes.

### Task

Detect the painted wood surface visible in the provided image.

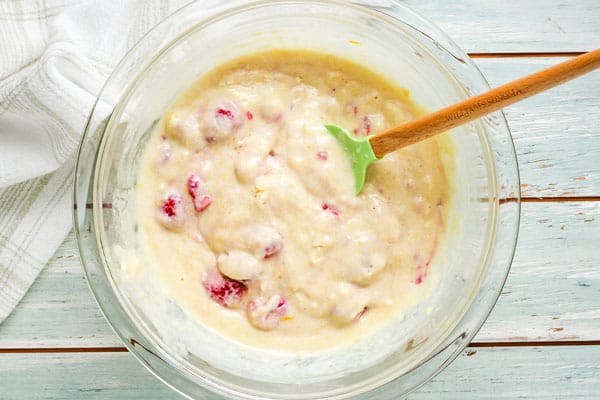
[2,2,600,399]
[404,0,600,53]
[372,51,600,158]
[476,58,600,197]
[1,201,598,348]
[1,346,599,399]
[477,201,600,342]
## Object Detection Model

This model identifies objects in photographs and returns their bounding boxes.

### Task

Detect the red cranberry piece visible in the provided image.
[316,150,328,161]
[245,226,283,259]
[162,196,179,217]
[247,294,287,330]
[216,108,235,119]
[187,174,212,212]
[156,192,185,230]
[322,203,340,217]
[202,101,243,142]
[246,111,254,120]
[263,242,282,259]
[202,271,246,308]
[195,196,212,212]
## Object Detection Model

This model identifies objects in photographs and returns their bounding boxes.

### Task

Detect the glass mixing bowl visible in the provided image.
[74,1,520,398]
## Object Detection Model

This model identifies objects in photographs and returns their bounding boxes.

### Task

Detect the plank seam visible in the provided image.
[468,52,584,58]
[520,196,600,203]
[85,197,600,210]
[2,341,600,353]
[468,340,600,347]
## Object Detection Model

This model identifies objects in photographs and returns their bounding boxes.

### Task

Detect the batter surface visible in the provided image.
[133,50,453,351]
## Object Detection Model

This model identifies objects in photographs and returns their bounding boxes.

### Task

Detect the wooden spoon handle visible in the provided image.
[370,48,600,158]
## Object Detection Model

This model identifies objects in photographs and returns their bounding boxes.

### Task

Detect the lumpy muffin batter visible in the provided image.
[133,50,453,351]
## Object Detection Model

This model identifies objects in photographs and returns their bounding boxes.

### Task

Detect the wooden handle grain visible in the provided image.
[370,48,600,158]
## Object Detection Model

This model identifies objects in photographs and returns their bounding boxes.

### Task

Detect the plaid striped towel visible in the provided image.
[0,0,188,322]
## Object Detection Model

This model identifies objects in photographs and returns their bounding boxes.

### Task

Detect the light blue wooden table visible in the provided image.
[1,1,599,398]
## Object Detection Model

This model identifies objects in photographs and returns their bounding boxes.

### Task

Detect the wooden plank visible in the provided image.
[0,346,598,399]
[410,345,600,399]
[0,352,177,400]
[0,237,119,348]
[474,201,600,342]
[474,57,600,197]
[0,201,598,348]
[403,0,600,53]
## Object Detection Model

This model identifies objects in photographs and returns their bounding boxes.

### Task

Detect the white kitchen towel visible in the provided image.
[0,0,190,322]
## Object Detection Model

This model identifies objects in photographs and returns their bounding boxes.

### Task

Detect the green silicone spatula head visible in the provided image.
[324,124,379,195]
[325,48,600,195]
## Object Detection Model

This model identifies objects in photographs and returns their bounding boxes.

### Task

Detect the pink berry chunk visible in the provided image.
[316,150,328,161]
[156,192,185,230]
[415,273,426,285]
[247,294,287,330]
[201,101,243,142]
[322,203,340,217]
[187,174,212,212]
[202,270,246,308]
[245,226,283,259]
[162,196,179,217]
[216,108,235,119]
[246,111,254,120]
[263,242,282,259]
